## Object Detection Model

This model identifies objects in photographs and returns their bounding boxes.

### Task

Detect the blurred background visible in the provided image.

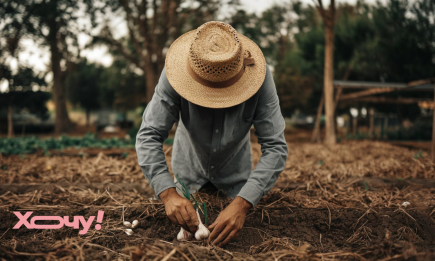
[0,0,434,154]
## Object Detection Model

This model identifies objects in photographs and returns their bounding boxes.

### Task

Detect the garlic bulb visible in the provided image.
[195,210,210,240]
[177,227,193,241]
[123,221,132,228]
[132,220,140,229]
[125,228,134,235]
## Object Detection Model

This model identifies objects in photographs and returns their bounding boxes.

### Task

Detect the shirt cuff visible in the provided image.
[236,182,264,207]
[150,172,177,199]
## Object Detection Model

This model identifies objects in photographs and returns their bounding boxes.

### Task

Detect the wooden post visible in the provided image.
[7,103,13,138]
[369,108,375,138]
[432,83,435,161]
[383,117,389,140]
[311,92,325,143]
[352,117,357,136]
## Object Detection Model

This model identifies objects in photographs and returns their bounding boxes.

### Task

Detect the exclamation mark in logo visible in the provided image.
[95,210,104,230]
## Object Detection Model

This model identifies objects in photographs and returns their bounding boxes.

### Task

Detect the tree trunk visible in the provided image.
[323,24,336,145]
[7,103,13,138]
[145,66,157,103]
[432,84,435,161]
[312,60,349,143]
[48,20,72,134]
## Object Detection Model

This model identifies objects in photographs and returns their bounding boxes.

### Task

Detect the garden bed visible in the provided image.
[0,141,434,260]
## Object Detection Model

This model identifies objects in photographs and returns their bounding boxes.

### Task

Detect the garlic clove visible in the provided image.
[132,220,140,229]
[177,227,193,241]
[194,210,210,240]
[402,201,410,207]
[125,228,134,235]
[123,221,132,228]
[195,223,210,240]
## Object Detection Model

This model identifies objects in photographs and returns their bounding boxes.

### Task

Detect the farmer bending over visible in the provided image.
[136,21,288,246]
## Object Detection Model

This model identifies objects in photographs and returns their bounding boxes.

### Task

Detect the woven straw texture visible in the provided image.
[165,21,266,108]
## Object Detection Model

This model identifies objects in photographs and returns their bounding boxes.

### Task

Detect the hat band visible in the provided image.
[186,56,255,88]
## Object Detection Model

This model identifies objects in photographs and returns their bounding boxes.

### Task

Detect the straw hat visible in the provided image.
[165,21,266,108]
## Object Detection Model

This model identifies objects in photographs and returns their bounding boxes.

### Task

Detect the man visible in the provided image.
[136,21,288,247]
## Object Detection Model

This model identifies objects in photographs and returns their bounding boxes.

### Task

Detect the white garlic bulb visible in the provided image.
[177,227,193,241]
[125,228,134,235]
[123,221,132,228]
[194,210,210,240]
[132,220,140,229]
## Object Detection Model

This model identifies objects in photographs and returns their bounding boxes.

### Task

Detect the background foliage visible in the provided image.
[0,0,434,132]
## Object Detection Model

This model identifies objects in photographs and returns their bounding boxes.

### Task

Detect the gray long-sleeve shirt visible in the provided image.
[136,65,288,206]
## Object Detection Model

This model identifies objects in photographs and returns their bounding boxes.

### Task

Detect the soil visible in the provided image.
[1,139,435,260]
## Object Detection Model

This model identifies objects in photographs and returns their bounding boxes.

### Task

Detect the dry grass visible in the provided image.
[1,140,434,260]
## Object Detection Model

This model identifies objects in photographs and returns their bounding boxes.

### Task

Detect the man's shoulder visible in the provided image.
[159,68,172,89]
[156,68,181,100]
[255,64,277,101]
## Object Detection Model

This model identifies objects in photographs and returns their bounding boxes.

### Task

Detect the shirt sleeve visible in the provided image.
[135,68,180,198]
[236,65,289,206]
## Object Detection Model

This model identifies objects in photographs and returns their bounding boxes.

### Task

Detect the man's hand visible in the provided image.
[208,196,252,247]
[160,187,199,233]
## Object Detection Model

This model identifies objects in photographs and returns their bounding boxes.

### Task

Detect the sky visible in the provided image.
[1,0,386,92]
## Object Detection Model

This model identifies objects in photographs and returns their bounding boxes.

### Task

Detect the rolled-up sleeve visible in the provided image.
[135,69,180,198]
[236,65,289,206]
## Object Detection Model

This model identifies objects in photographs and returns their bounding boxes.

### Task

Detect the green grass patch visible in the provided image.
[0,133,133,155]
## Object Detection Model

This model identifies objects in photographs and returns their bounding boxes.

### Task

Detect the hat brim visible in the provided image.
[165,30,266,109]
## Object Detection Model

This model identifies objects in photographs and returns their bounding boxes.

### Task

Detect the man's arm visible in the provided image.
[136,69,199,233]
[237,64,289,206]
[209,65,288,246]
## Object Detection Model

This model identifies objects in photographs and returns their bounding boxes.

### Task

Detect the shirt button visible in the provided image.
[215,129,219,133]
[211,166,214,169]
[213,149,216,152]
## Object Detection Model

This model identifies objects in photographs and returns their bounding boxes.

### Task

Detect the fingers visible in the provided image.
[211,225,232,246]
[175,212,189,231]
[208,222,216,230]
[185,204,199,225]
[208,222,224,242]
[167,214,178,226]
[208,217,220,231]
[218,230,239,247]
[182,205,198,233]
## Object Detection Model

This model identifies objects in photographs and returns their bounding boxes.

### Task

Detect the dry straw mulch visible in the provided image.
[0,141,434,260]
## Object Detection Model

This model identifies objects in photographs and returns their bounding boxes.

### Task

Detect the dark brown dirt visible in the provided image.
[1,190,434,260]
[1,141,435,260]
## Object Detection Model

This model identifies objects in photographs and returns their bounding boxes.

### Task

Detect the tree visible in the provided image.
[315,0,337,145]
[0,68,49,137]
[66,60,103,126]
[101,58,146,115]
[0,3,48,137]
[92,0,229,103]
[372,0,434,83]
[1,0,96,134]
[66,57,146,127]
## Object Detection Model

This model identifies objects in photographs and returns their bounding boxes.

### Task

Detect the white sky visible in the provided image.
[1,0,386,92]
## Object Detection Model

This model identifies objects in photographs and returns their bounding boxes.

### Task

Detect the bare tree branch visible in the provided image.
[95,27,141,69]
[330,0,335,23]
[317,0,324,10]
[315,0,327,20]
